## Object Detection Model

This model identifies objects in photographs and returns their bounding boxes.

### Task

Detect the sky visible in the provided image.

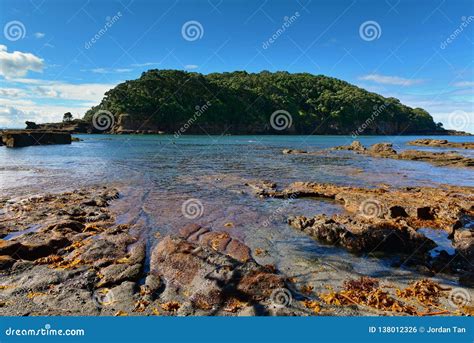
[0,0,473,132]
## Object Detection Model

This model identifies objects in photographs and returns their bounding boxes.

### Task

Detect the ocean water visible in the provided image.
[1,135,473,289]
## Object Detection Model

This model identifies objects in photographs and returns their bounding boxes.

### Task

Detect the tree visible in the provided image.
[83,70,441,135]
[63,112,73,122]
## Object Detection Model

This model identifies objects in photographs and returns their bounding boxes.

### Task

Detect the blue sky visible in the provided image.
[0,0,473,132]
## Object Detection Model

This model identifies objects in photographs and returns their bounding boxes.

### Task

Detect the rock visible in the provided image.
[408,139,474,150]
[0,186,149,316]
[331,141,474,168]
[0,255,15,269]
[397,150,474,168]
[288,214,436,254]
[178,224,251,262]
[238,306,257,316]
[44,220,85,233]
[25,121,39,129]
[150,235,286,312]
[1,130,71,148]
[97,263,142,287]
[24,119,95,134]
[0,234,70,260]
[367,143,397,157]
[453,228,474,261]
[332,140,366,152]
[244,180,280,198]
[250,181,474,232]
[282,149,307,154]
[145,274,162,294]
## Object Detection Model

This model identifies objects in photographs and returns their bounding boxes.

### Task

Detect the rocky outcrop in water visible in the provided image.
[0,130,71,148]
[247,181,473,231]
[247,180,474,283]
[332,141,474,168]
[288,214,435,254]
[24,119,94,134]
[407,139,474,149]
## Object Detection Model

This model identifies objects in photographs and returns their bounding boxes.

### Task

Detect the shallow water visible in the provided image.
[1,134,473,291]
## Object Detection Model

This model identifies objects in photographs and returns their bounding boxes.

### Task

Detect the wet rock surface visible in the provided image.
[288,214,435,254]
[407,139,474,150]
[282,149,307,154]
[247,180,474,283]
[0,187,310,316]
[0,187,147,315]
[149,235,306,315]
[332,141,474,168]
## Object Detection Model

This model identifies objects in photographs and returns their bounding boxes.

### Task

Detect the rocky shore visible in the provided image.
[0,130,71,148]
[246,180,474,285]
[407,139,474,149]
[0,187,307,316]
[0,185,472,316]
[331,141,474,168]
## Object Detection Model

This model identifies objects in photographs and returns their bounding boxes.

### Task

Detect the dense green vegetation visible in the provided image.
[84,70,442,135]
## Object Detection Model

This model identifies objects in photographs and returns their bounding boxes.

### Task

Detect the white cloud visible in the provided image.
[0,45,44,78]
[0,104,82,128]
[366,89,474,133]
[0,106,40,127]
[0,88,25,97]
[31,82,115,102]
[33,86,59,97]
[3,78,116,102]
[131,62,160,67]
[0,78,118,127]
[359,74,424,86]
[34,32,45,39]
[184,64,199,70]
[453,81,474,88]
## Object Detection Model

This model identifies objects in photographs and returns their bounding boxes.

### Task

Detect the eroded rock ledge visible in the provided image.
[288,214,435,254]
[247,180,473,230]
[332,141,474,168]
[407,139,474,150]
[246,180,474,282]
[0,130,72,148]
[0,188,305,316]
[149,233,303,315]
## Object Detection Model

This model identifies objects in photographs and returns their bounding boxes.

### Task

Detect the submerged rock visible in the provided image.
[282,149,307,154]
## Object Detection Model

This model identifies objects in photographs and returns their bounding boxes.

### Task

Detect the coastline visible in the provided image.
[1,178,472,316]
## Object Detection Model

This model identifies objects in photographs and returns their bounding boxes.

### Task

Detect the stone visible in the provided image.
[282,149,307,154]
[288,214,436,254]
[1,130,71,148]
[150,235,286,311]
[407,139,474,149]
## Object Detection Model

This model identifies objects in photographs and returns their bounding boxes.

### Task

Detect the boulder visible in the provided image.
[367,143,397,157]
[150,235,285,311]
[1,130,71,147]
[288,214,435,254]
